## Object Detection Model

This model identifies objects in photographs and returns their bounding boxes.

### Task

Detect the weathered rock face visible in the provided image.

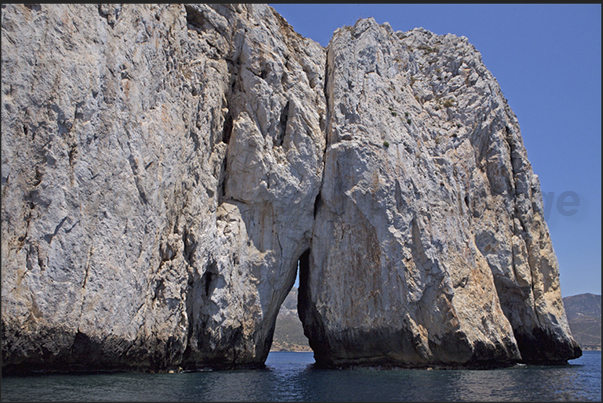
[301,19,580,368]
[1,3,325,372]
[1,4,580,373]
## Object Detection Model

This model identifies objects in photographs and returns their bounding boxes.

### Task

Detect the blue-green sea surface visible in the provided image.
[1,351,600,401]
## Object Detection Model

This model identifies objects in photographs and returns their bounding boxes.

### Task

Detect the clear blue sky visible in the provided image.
[271,4,601,298]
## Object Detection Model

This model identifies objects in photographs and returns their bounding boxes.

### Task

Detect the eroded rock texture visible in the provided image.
[301,19,580,368]
[1,3,325,373]
[1,4,579,373]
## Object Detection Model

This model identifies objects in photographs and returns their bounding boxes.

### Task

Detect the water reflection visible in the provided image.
[1,352,600,402]
[260,353,600,402]
[164,369,277,402]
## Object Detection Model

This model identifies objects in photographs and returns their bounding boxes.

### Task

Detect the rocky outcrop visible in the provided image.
[1,4,580,373]
[1,3,325,373]
[301,19,580,368]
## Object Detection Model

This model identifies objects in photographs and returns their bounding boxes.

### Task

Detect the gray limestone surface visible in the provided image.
[1,4,580,373]
[301,19,579,368]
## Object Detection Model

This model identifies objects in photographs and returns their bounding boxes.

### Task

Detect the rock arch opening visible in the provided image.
[269,250,313,353]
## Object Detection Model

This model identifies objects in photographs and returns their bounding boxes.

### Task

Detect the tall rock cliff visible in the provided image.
[301,19,580,368]
[1,4,580,373]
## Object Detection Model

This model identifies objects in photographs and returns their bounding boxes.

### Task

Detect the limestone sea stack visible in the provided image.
[301,18,581,368]
[1,4,581,374]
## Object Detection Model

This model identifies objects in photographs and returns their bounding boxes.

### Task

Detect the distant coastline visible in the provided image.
[270,343,313,353]
[563,293,601,353]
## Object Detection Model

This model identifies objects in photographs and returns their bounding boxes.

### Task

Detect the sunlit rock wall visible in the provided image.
[1,3,325,372]
[300,19,580,368]
[1,4,579,373]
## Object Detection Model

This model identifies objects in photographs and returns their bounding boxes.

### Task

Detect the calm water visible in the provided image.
[1,351,600,402]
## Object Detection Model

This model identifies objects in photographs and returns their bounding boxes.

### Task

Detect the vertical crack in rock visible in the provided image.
[222,110,233,144]
[275,100,289,147]
[312,193,322,218]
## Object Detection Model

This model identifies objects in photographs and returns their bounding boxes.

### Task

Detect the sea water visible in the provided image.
[2,351,600,401]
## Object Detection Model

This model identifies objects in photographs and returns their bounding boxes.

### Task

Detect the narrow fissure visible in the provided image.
[275,100,289,147]
[265,41,330,362]
[222,111,233,144]
[313,193,322,218]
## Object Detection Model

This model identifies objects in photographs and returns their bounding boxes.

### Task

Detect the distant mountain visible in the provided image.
[271,287,312,352]
[563,293,601,351]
